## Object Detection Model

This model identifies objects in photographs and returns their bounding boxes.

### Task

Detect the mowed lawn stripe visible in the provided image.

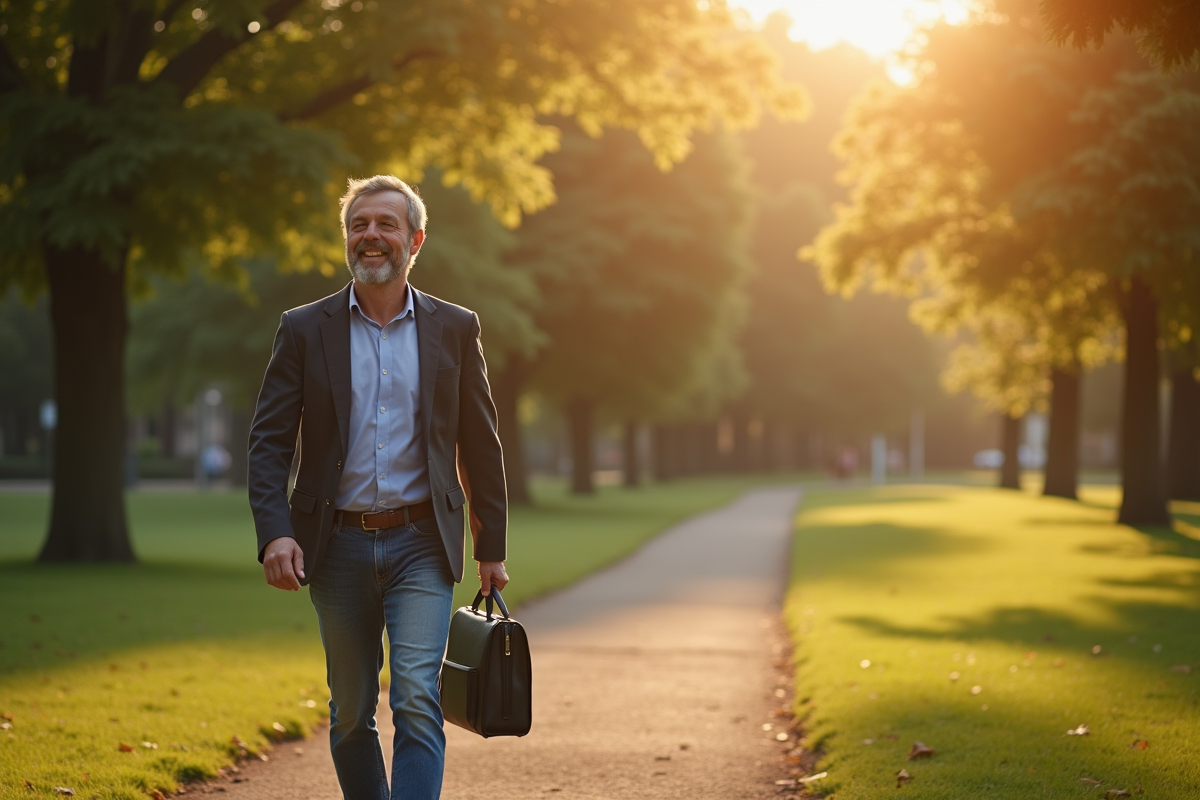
[0,476,773,800]
[785,484,1200,799]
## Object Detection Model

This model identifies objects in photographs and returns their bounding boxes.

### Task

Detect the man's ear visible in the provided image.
[410,229,426,255]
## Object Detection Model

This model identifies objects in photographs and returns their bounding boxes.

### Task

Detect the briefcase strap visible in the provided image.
[471,588,510,621]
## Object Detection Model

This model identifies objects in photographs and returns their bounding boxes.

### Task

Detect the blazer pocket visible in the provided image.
[446,484,466,511]
[289,489,317,514]
[436,364,461,380]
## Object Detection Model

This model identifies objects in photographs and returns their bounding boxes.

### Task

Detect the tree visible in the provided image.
[0,289,53,459]
[0,0,802,560]
[1040,0,1200,69]
[808,1,1190,521]
[502,125,756,494]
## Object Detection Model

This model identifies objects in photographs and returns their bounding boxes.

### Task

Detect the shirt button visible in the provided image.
[377,443,383,450]
[380,406,386,413]
[382,369,388,375]
[381,333,388,340]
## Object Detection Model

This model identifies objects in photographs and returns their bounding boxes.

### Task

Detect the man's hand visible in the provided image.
[263,537,306,591]
[478,561,509,597]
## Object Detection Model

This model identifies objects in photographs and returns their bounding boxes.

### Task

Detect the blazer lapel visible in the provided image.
[414,288,442,443]
[320,285,353,458]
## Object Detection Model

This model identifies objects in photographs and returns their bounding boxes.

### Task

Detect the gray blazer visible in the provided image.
[247,283,507,584]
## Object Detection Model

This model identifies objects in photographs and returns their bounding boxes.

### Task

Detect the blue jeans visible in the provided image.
[309,515,454,800]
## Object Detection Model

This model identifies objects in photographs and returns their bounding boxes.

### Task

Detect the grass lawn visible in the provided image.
[0,475,773,800]
[785,484,1200,799]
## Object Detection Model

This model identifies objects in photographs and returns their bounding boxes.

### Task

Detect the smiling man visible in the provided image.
[248,175,508,800]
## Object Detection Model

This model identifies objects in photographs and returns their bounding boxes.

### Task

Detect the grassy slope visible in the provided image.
[0,476,769,800]
[786,485,1200,799]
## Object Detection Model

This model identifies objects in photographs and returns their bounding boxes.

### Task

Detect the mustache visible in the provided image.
[355,240,393,258]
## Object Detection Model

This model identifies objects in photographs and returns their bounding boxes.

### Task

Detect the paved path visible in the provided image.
[196,486,801,799]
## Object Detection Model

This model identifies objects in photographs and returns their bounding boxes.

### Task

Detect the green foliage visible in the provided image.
[1040,0,1200,69]
[0,0,804,297]
[0,289,52,454]
[806,3,1144,414]
[786,484,1200,798]
[513,125,756,422]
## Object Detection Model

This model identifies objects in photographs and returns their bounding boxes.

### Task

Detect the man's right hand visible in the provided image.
[263,537,306,591]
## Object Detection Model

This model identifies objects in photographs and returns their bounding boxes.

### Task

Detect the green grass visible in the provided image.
[785,484,1200,799]
[0,475,772,799]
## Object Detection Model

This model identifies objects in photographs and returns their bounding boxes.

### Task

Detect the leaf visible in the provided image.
[775,779,796,786]
[1067,724,1090,736]
[1,722,12,730]
[1080,778,1103,786]
[1129,739,1148,750]
[1104,791,1131,799]
[23,780,33,790]
[52,789,73,796]
[141,741,158,749]
[907,741,936,760]
[2,713,13,721]
[150,791,167,800]
[272,722,286,733]
[896,769,912,788]
[118,742,134,752]
[800,772,828,784]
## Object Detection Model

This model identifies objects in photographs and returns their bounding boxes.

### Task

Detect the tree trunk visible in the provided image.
[566,397,594,495]
[999,413,1022,490]
[1118,278,1171,525]
[1167,366,1200,501]
[38,245,135,562]
[491,361,532,505]
[1043,367,1081,500]
[622,420,640,488]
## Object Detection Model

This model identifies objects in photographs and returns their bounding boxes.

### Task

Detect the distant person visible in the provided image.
[248,175,508,800]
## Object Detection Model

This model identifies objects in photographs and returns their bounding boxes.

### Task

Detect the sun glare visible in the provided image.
[734,0,975,83]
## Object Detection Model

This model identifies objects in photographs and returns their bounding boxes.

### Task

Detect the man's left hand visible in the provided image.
[478,561,509,597]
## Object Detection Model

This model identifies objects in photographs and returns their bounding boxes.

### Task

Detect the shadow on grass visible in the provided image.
[0,559,314,678]
[795,521,992,583]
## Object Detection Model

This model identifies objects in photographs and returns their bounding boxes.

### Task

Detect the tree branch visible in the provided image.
[0,36,27,94]
[153,0,305,100]
[280,48,442,122]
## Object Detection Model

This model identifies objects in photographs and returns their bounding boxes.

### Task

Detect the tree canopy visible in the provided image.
[1040,0,1200,69]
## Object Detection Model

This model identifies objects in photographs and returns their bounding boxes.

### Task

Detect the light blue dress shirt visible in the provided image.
[335,284,430,511]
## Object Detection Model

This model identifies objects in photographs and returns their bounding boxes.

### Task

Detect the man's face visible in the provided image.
[344,190,423,285]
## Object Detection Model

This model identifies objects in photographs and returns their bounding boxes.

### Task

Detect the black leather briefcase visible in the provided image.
[440,589,532,737]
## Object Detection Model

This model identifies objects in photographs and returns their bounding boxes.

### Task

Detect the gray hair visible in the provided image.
[339,175,427,238]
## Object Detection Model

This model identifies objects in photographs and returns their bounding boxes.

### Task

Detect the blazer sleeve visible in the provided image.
[247,312,304,561]
[456,312,508,562]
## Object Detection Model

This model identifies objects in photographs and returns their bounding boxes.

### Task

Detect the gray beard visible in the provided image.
[346,239,411,285]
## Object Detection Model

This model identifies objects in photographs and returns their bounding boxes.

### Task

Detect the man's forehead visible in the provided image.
[349,190,407,220]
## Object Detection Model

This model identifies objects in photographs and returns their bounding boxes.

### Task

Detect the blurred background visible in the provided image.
[0,0,1193,546]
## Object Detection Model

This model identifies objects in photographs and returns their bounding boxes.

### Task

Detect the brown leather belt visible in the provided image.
[337,500,435,530]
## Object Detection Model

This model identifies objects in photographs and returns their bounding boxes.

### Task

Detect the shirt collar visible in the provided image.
[348,282,414,324]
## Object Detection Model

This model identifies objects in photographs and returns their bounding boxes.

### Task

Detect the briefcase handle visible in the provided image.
[470,588,510,621]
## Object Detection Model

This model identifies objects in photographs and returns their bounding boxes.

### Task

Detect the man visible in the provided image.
[248,175,508,800]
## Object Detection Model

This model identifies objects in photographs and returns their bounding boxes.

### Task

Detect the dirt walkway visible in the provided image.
[196,485,801,799]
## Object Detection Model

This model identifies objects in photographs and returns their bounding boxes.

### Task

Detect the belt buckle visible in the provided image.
[360,513,382,531]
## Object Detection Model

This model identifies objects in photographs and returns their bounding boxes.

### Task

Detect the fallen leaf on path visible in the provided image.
[52,788,73,796]
[141,742,157,749]
[1067,724,1090,736]
[1129,740,1148,750]
[150,792,166,800]
[118,743,134,752]
[970,685,982,695]
[272,722,286,733]
[776,732,789,741]
[799,772,828,784]
[23,780,33,790]
[762,723,773,731]
[1,722,11,730]
[1092,645,1103,656]
[948,671,959,681]
[231,735,247,750]
[775,779,796,786]
[896,769,911,788]
[1080,778,1102,786]
[1104,791,1131,799]
[907,742,935,760]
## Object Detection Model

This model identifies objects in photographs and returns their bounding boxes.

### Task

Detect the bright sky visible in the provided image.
[733,0,975,82]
